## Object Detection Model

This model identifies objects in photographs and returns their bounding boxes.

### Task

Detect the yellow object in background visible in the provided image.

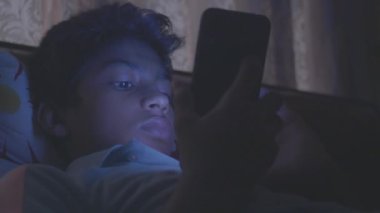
[0,84,20,113]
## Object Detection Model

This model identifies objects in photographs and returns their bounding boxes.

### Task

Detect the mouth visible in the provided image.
[139,116,173,140]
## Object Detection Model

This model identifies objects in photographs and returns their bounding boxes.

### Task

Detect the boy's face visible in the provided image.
[62,37,176,159]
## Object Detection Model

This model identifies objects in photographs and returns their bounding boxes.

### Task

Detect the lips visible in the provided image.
[140,116,172,140]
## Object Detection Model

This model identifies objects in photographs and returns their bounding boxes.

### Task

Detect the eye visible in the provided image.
[110,81,135,91]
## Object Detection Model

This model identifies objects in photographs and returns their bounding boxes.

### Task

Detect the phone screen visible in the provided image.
[191,8,271,116]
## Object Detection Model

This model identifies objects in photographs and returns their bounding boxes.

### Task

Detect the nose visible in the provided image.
[142,92,170,115]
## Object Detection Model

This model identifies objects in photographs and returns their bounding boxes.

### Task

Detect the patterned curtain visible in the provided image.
[0,0,95,46]
[238,0,375,102]
[0,0,377,103]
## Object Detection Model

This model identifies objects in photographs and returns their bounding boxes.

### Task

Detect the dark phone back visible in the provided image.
[191,8,271,116]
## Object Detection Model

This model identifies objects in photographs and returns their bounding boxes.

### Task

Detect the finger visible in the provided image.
[261,113,283,137]
[173,84,198,129]
[222,55,264,104]
[245,93,283,136]
[259,87,269,98]
[257,92,283,113]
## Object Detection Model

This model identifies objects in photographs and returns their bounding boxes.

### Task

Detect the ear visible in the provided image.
[37,103,67,137]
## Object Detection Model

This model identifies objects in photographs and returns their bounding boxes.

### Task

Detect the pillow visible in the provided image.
[0,51,41,176]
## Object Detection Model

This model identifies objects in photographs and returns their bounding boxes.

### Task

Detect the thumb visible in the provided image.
[221,55,264,104]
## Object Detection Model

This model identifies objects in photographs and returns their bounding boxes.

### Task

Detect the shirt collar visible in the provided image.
[67,140,180,173]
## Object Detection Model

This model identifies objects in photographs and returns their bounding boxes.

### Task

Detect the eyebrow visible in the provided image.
[100,59,138,70]
[100,58,171,81]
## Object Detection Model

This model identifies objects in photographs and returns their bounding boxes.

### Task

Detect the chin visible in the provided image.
[136,134,175,155]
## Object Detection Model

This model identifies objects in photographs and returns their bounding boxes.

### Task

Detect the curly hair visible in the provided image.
[28,3,182,124]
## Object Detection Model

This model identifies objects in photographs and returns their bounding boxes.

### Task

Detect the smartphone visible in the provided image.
[191,8,271,116]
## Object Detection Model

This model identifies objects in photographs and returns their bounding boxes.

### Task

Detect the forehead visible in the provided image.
[83,37,168,78]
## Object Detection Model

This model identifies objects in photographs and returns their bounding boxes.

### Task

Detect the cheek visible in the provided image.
[73,107,140,151]
[166,109,176,141]
[72,95,141,141]
[90,98,141,130]
[168,109,175,126]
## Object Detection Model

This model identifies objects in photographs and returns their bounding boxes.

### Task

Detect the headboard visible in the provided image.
[2,39,380,165]
[1,40,379,210]
[2,40,379,175]
[0,41,35,66]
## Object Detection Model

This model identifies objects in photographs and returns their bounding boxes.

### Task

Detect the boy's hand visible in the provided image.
[174,56,282,180]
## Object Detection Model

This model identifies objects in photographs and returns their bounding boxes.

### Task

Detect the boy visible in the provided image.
[16,2,359,212]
